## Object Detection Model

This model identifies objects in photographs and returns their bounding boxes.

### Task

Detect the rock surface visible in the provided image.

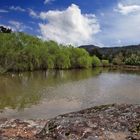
[0,104,140,140]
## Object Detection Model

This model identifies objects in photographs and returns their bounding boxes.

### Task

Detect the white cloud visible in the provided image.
[96,0,140,46]
[44,0,55,4]
[9,20,22,31]
[0,24,11,29]
[120,0,140,5]
[0,9,8,13]
[39,4,100,46]
[115,3,140,15]
[29,9,38,18]
[9,6,25,12]
[9,20,32,31]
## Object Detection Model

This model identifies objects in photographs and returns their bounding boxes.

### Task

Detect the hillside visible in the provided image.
[79,45,99,51]
[79,44,140,64]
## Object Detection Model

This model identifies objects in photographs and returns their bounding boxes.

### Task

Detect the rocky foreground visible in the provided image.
[0,104,140,140]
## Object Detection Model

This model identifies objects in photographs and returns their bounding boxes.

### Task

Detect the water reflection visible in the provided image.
[0,68,140,119]
[0,68,102,111]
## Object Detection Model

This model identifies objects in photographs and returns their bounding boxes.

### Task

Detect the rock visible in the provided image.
[0,104,140,140]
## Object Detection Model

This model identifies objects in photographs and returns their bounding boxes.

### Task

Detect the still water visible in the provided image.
[0,68,140,119]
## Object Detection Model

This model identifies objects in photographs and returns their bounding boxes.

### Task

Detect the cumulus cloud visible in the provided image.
[39,4,100,46]
[9,6,25,12]
[44,0,55,4]
[115,3,140,15]
[26,1,140,46]
[0,9,8,13]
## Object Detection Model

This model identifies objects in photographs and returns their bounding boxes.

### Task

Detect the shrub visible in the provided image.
[92,55,101,67]
[102,60,109,67]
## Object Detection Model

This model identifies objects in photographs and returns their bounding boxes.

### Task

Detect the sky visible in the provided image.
[1,0,140,47]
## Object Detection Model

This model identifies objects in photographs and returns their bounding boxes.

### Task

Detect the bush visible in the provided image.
[112,52,124,65]
[69,48,92,68]
[92,55,101,67]
[125,54,140,65]
[102,60,109,67]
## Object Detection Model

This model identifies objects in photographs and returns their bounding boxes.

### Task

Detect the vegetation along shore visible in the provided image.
[0,31,109,73]
[0,29,140,74]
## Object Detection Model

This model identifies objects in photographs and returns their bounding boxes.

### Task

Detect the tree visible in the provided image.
[0,26,12,33]
[92,55,101,67]
[0,32,113,73]
[125,53,140,65]
[55,50,71,69]
[69,48,92,68]
[90,48,102,59]
[102,60,109,67]
[112,52,124,65]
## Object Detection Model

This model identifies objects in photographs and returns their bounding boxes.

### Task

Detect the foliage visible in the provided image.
[92,55,101,67]
[0,32,103,72]
[112,52,124,65]
[80,45,140,65]
[125,53,140,65]
[0,26,12,33]
[55,48,71,69]
[102,60,109,67]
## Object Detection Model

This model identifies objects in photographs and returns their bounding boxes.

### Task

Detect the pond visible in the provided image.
[0,68,140,119]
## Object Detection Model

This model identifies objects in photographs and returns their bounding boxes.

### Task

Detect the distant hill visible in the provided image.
[79,44,140,61]
[79,45,99,51]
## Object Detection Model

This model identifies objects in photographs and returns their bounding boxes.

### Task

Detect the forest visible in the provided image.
[80,45,140,66]
[0,32,109,73]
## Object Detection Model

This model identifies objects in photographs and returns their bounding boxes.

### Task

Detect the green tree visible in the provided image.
[92,55,101,67]
[125,54,140,65]
[69,48,92,68]
[102,60,109,67]
[112,52,124,65]
[55,51,71,69]
[0,32,114,73]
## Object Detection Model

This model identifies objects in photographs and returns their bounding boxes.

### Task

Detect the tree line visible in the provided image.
[80,45,140,66]
[0,32,109,73]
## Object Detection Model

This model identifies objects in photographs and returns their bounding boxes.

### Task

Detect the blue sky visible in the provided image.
[1,0,140,47]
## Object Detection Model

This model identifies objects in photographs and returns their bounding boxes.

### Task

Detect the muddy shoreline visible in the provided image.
[0,104,140,140]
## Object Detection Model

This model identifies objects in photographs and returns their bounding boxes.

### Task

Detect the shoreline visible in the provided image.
[0,65,140,75]
[0,104,140,140]
[109,65,140,71]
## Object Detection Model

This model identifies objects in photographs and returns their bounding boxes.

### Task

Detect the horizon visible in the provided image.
[79,43,140,48]
[1,0,140,47]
